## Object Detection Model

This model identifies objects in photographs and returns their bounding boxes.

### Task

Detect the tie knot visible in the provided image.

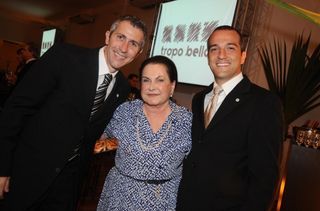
[213,85,222,95]
[104,74,113,84]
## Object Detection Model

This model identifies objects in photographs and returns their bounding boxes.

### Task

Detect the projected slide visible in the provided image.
[40,29,56,57]
[151,0,238,86]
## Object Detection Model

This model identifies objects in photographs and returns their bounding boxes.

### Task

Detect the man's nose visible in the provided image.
[218,49,226,58]
[120,41,129,52]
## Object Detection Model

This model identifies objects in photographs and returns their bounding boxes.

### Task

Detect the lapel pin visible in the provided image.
[116,94,119,98]
[235,98,240,102]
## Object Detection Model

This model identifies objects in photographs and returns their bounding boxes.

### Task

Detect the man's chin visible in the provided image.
[110,62,127,70]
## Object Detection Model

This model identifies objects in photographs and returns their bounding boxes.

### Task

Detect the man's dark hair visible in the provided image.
[110,15,147,48]
[207,25,245,51]
[16,48,24,55]
[23,42,39,58]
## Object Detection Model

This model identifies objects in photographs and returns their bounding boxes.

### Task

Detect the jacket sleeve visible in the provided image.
[0,44,63,176]
[243,93,284,210]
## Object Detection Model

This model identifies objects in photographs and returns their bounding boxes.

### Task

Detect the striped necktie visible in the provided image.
[91,73,113,116]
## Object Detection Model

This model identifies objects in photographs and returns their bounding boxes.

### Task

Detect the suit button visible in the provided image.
[191,162,196,168]
[55,168,61,173]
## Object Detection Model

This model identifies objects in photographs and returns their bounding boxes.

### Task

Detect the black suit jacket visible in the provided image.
[16,59,37,85]
[0,43,130,209]
[177,76,283,211]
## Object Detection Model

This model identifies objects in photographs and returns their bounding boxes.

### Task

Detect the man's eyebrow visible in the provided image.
[130,40,141,46]
[208,44,218,49]
[208,43,240,48]
[226,42,240,46]
[116,32,142,47]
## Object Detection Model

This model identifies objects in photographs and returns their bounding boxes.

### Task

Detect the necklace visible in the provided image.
[136,118,172,151]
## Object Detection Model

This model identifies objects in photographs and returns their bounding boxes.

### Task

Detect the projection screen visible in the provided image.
[150,0,239,86]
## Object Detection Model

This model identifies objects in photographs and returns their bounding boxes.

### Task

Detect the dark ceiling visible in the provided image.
[0,0,118,20]
[0,0,156,25]
[0,0,173,27]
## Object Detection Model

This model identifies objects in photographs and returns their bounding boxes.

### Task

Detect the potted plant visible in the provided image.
[259,33,320,131]
[259,33,320,210]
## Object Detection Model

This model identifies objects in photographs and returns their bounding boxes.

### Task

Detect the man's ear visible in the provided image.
[105,31,111,45]
[240,51,247,65]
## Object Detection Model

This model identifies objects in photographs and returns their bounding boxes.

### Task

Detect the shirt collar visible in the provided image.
[26,58,36,64]
[99,47,118,78]
[215,72,243,96]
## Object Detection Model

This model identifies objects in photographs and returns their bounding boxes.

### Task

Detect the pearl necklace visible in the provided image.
[136,118,172,151]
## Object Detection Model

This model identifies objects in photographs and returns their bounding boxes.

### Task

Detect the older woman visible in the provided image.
[97,56,192,210]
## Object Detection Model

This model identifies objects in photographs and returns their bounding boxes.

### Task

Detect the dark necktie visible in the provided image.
[91,73,113,116]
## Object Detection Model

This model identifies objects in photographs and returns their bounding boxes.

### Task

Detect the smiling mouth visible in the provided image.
[216,62,230,67]
[114,50,126,59]
[216,59,230,66]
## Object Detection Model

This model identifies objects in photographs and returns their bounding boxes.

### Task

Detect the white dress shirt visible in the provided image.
[98,47,118,99]
[204,73,244,113]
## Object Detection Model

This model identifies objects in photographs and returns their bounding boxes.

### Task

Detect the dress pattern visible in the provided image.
[97,99,192,211]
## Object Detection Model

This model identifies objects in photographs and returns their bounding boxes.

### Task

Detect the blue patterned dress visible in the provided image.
[97,99,192,211]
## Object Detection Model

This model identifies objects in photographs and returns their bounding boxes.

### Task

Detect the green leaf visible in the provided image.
[259,33,320,126]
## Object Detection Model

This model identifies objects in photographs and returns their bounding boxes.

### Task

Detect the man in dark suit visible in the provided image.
[0,15,147,210]
[15,43,39,85]
[3,43,39,104]
[177,25,284,211]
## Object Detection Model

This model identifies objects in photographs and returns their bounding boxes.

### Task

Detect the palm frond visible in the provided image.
[259,33,320,126]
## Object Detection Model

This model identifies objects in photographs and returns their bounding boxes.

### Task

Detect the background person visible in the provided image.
[0,15,147,210]
[127,73,141,100]
[97,55,192,210]
[15,47,25,74]
[14,42,39,85]
[177,25,284,211]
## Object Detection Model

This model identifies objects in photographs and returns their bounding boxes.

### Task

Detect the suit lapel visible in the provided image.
[197,84,213,130]
[105,72,122,101]
[65,47,99,119]
[87,48,100,107]
[207,77,252,128]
